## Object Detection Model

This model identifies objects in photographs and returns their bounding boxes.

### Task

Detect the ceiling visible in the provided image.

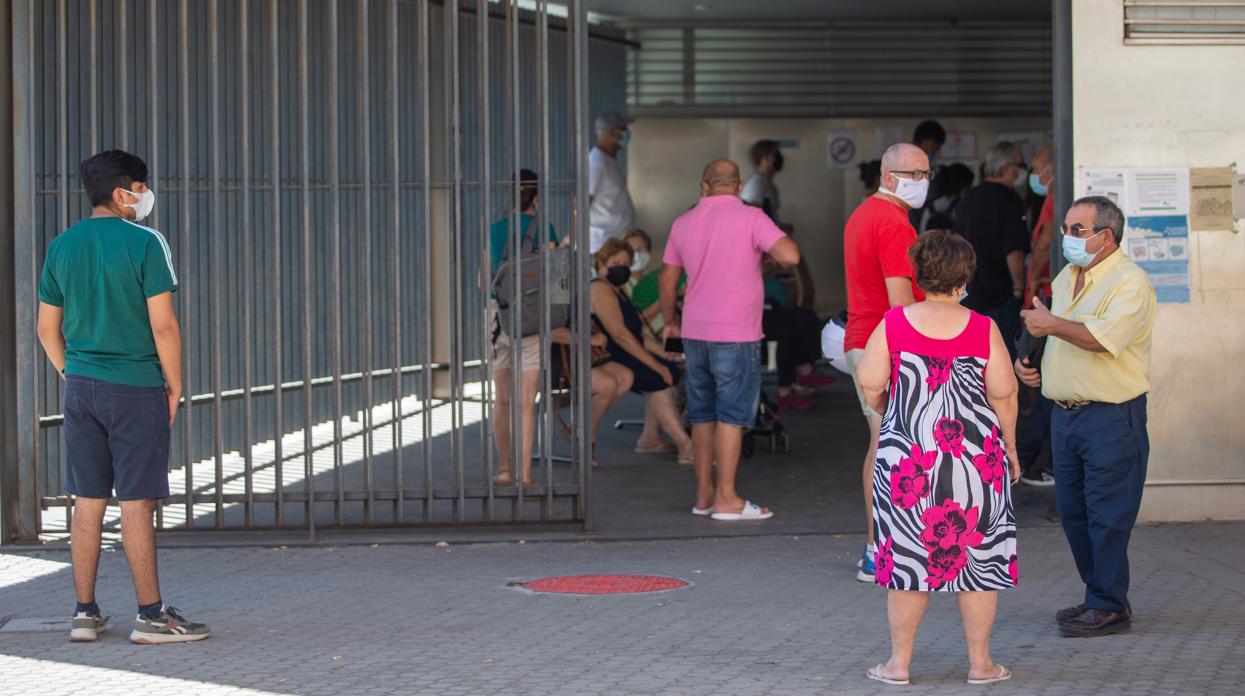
[586,0,1050,24]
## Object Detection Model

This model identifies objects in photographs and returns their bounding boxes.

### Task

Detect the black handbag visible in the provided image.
[1015,296,1052,368]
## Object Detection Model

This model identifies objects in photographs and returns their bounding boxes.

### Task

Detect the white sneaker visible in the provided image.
[129,605,211,645]
[1020,471,1056,487]
[69,611,110,642]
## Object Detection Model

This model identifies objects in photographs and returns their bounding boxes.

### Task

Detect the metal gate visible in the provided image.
[6,0,626,541]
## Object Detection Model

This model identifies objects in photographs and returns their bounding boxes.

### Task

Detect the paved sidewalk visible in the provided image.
[1,521,1242,695]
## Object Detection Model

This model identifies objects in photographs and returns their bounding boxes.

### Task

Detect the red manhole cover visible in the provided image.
[520,574,688,595]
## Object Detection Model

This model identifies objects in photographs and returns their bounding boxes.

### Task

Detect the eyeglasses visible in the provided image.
[888,169,935,182]
[1060,224,1110,239]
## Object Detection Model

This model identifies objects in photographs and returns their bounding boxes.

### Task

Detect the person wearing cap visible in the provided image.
[589,112,637,253]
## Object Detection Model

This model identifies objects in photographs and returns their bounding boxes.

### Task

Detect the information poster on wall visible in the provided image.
[1189,167,1236,231]
[996,130,1051,165]
[940,131,978,161]
[874,125,905,157]
[1080,167,1191,304]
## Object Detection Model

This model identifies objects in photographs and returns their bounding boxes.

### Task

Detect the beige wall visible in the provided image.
[626,116,1050,317]
[1074,0,1245,520]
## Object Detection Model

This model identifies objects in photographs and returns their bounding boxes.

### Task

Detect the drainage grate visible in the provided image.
[519,574,689,595]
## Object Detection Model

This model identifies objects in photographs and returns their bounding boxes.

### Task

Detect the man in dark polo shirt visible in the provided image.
[37,150,210,645]
[954,141,1030,360]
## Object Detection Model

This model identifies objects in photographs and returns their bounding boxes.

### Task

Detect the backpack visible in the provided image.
[491,217,571,338]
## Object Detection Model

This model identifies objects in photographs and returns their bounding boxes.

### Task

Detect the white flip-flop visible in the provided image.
[866,664,910,686]
[691,505,714,516]
[710,500,773,521]
[967,665,1011,685]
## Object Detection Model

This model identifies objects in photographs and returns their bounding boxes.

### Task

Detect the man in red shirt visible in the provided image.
[843,143,928,582]
[1016,145,1057,487]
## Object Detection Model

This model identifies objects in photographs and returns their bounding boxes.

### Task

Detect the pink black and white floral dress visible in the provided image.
[872,306,1017,592]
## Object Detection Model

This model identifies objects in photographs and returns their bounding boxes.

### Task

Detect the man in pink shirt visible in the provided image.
[659,160,801,521]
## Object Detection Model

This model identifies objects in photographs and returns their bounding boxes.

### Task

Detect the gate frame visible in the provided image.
[5,0,40,544]
[1,0,600,543]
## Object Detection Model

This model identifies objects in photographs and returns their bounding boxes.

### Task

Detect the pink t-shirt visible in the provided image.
[663,195,787,342]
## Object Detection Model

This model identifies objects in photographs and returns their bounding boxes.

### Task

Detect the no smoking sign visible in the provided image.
[826,130,858,170]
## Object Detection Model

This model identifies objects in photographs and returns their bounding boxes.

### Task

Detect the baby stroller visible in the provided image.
[671,366,791,460]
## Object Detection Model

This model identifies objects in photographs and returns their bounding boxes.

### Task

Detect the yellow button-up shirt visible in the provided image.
[1041,248,1156,404]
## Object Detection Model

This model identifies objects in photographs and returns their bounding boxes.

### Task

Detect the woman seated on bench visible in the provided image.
[589,238,693,464]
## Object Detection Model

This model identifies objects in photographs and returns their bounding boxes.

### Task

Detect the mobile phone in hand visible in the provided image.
[664,337,685,354]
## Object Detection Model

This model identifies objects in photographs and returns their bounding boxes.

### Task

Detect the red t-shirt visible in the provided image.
[843,196,924,352]
[1024,193,1055,309]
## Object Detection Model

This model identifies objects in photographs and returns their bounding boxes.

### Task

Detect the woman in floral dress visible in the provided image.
[855,231,1020,686]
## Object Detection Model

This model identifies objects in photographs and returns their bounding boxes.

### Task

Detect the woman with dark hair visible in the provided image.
[855,230,1020,686]
[591,238,693,464]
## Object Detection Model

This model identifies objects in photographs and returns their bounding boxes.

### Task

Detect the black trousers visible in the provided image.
[762,304,823,387]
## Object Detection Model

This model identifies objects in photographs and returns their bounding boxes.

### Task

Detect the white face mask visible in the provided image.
[630,250,650,274]
[881,172,929,209]
[118,187,156,221]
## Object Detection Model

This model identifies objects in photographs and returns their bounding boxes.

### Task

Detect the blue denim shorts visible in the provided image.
[683,340,762,428]
[63,375,171,501]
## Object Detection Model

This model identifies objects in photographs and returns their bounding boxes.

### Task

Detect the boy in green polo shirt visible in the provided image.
[37,149,210,645]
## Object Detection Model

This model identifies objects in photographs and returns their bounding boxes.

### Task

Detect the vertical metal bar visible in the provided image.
[477,0,493,520]
[447,0,465,521]
[300,0,316,539]
[270,0,285,528]
[327,0,344,526]
[1052,0,1072,273]
[148,0,163,530]
[209,0,225,528]
[117,0,128,149]
[418,0,433,522]
[89,0,98,153]
[359,0,375,525]
[536,0,553,517]
[570,0,592,528]
[12,0,41,542]
[240,0,255,528]
[506,0,523,520]
[179,0,195,528]
[58,0,71,532]
[388,0,404,524]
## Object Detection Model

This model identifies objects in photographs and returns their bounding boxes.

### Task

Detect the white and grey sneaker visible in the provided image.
[1020,471,1056,487]
[129,605,211,645]
[69,611,111,642]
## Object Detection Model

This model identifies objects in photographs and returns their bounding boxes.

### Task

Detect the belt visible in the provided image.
[1055,400,1091,411]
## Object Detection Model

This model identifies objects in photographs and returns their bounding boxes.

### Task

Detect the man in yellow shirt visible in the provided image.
[1016,196,1155,639]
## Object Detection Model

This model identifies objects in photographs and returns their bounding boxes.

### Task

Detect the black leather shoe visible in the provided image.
[1056,599,1131,624]
[1059,608,1131,637]
[1055,603,1087,623]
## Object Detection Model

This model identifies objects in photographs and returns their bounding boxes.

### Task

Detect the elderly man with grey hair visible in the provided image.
[1016,195,1155,638]
[953,141,1031,361]
[842,142,930,582]
[588,111,637,252]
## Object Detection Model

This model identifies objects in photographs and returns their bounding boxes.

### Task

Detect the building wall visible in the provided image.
[626,116,1050,317]
[1073,0,1245,520]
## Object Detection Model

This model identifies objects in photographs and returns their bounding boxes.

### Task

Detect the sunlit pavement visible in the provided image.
[2,521,1242,695]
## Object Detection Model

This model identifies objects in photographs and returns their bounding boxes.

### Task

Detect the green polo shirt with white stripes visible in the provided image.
[38,216,179,387]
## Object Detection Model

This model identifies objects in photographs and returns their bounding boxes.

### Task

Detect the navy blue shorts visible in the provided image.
[63,375,171,501]
[683,340,762,428]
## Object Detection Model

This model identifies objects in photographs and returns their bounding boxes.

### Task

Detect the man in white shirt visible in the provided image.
[740,139,782,223]
[588,112,636,252]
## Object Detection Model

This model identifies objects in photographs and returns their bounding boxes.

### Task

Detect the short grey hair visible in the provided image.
[983,141,1021,178]
[1070,195,1126,244]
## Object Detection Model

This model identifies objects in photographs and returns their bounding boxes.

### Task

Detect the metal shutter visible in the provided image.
[625,22,1051,117]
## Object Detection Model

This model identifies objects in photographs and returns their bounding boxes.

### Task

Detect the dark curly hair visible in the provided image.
[908,230,976,296]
